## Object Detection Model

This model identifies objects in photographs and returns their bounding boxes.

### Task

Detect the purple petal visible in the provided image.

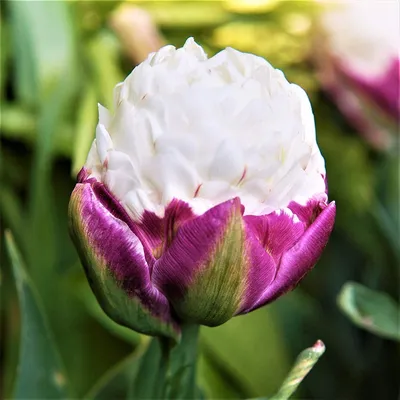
[139,199,195,261]
[288,198,326,226]
[153,198,248,326]
[239,206,306,313]
[69,181,180,339]
[243,201,336,312]
[246,208,306,264]
[236,224,277,314]
[343,58,400,120]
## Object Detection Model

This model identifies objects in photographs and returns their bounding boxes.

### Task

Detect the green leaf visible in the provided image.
[28,81,72,293]
[270,340,326,400]
[337,282,400,341]
[87,32,124,109]
[72,85,98,176]
[0,19,10,97]
[130,338,168,399]
[8,0,77,105]
[0,186,28,254]
[0,104,74,158]
[4,231,70,399]
[11,0,79,294]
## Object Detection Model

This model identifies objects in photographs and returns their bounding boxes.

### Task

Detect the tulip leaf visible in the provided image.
[0,20,10,97]
[8,0,77,105]
[72,85,98,176]
[4,231,70,399]
[0,104,74,158]
[337,282,400,341]
[87,32,124,109]
[270,340,326,400]
[130,338,168,399]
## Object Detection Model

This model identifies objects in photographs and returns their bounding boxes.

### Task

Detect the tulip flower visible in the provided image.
[69,38,336,340]
[315,1,400,150]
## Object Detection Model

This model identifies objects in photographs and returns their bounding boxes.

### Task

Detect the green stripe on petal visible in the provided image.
[154,198,248,326]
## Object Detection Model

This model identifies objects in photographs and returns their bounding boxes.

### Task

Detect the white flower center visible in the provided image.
[86,38,326,220]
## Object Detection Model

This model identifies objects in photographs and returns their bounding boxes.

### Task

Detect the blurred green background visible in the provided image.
[1,1,399,399]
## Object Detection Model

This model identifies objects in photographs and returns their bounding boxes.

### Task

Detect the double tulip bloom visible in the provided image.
[69,39,336,340]
[315,1,400,150]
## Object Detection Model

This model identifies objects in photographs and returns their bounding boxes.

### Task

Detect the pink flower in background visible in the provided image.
[315,1,399,150]
[69,38,336,339]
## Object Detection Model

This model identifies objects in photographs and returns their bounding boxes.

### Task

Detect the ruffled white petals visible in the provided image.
[84,37,327,220]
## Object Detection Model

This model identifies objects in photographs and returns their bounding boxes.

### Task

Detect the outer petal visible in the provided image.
[68,180,180,340]
[153,198,248,326]
[343,58,400,120]
[240,201,336,313]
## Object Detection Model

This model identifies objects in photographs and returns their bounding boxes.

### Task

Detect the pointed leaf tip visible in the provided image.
[271,340,325,400]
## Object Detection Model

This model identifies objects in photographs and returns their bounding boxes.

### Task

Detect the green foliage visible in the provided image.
[338,282,400,341]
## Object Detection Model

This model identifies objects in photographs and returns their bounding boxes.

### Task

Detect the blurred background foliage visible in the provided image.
[0,1,399,399]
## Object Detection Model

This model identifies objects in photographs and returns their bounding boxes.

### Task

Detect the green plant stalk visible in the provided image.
[164,323,200,399]
[129,324,200,399]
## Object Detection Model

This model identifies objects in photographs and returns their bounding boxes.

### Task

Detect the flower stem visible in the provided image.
[163,323,200,399]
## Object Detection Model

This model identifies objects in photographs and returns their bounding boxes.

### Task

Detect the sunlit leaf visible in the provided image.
[72,85,98,176]
[87,32,124,109]
[8,0,77,105]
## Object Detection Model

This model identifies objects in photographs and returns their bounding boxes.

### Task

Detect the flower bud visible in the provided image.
[69,38,335,337]
[314,1,399,150]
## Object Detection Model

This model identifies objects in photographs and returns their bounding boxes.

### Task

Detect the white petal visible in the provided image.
[96,124,113,164]
[98,104,111,129]
[183,37,208,61]
[208,139,245,183]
